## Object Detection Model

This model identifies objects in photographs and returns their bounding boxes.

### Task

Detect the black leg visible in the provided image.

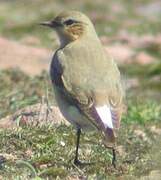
[112,148,116,168]
[74,128,81,165]
[0,155,6,169]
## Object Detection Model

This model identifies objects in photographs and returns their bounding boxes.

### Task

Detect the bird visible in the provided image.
[40,11,124,167]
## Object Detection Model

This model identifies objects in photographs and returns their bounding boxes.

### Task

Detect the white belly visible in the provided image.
[54,88,96,131]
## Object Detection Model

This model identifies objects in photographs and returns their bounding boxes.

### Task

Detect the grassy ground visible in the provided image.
[0,0,161,179]
[0,96,160,179]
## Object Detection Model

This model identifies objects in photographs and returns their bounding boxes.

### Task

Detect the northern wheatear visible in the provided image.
[40,11,124,166]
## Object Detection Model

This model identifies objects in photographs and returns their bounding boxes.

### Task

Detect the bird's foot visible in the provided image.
[73,159,93,166]
[74,159,82,166]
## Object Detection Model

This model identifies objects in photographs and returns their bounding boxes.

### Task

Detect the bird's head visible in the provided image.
[40,11,97,46]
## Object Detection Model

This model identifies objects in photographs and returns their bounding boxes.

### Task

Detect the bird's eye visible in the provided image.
[64,19,75,26]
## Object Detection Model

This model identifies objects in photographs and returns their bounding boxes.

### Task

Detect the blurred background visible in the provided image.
[0,0,161,179]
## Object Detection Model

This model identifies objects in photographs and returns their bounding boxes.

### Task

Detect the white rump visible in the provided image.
[96,105,113,129]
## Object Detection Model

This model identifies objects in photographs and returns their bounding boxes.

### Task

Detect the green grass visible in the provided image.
[0,122,160,179]
[123,100,161,124]
[0,69,53,119]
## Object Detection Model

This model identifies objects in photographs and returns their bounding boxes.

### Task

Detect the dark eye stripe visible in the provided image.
[64,19,77,26]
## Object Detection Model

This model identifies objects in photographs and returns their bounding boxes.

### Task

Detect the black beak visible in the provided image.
[39,20,61,28]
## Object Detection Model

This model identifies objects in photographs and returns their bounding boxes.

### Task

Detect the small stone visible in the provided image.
[60,141,65,146]
[150,126,161,135]
[135,52,155,65]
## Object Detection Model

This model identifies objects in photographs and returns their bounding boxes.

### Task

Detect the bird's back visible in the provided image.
[55,37,123,106]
